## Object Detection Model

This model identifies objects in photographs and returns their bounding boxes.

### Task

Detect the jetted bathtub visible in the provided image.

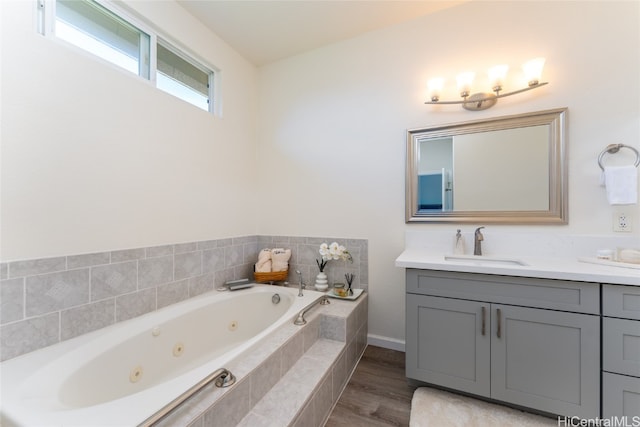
[0,284,322,426]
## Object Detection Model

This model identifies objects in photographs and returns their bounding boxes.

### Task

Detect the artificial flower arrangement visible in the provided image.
[316,242,353,272]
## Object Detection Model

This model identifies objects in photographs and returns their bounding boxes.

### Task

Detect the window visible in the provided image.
[54,0,150,78]
[156,42,211,112]
[39,0,217,113]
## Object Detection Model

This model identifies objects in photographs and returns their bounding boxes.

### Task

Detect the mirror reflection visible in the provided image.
[406,108,567,224]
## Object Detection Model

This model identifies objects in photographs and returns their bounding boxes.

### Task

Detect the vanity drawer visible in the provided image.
[603,317,640,377]
[602,372,640,419]
[406,269,599,314]
[603,285,640,320]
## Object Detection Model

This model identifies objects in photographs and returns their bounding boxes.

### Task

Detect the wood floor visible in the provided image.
[325,345,417,427]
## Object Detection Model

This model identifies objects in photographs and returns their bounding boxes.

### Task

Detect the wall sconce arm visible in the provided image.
[425,82,548,111]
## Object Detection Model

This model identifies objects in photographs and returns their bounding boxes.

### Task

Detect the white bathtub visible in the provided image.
[0,284,322,426]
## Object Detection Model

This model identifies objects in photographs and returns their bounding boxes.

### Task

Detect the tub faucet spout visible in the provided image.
[474,226,485,256]
[295,270,305,297]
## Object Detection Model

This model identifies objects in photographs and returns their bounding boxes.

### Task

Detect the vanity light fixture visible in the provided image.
[426,58,548,111]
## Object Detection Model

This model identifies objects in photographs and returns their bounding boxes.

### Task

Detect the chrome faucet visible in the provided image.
[295,270,305,297]
[474,227,485,256]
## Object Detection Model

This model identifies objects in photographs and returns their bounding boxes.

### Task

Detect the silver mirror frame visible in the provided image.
[406,108,568,224]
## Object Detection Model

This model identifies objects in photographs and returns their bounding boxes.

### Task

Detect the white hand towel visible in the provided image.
[255,249,272,273]
[602,165,638,205]
[271,248,291,272]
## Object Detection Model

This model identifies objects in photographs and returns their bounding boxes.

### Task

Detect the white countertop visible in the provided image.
[396,248,640,286]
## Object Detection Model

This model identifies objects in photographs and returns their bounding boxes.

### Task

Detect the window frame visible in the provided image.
[37,0,219,115]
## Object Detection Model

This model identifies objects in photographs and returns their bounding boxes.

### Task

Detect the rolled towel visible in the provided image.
[255,248,272,273]
[271,248,291,272]
[618,248,640,264]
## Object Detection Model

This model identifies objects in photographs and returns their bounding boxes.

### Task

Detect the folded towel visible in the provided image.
[271,248,291,272]
[255,249,272,273]
[602,165,638,205]
[618,248,640,264]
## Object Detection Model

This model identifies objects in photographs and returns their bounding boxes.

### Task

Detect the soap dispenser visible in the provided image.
[454,229,465,255]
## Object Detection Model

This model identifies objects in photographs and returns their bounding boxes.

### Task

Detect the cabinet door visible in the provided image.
[406,294,490,396]
[603,317,640,377]
[603,285,640,320]
[491,305,600,419]
[603,372,640,419]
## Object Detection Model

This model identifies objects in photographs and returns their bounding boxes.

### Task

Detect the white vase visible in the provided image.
[314,271,328,291]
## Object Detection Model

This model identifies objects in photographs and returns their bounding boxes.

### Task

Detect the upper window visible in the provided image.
[39,0,217,114]
[55,0,150,78]
[156,42,210,112]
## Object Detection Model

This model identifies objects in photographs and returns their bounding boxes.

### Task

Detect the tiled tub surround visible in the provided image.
[1,286,325,426]
[0,235,368,361]
[156,292,368,427]
[1,284,368,426]
[257,235,369,291]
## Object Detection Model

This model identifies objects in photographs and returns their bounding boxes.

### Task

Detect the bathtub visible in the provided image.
[0,284,323,426]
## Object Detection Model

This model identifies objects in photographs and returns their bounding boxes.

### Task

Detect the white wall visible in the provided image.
[454,126,548,211]
[255,1,640,345]
[0,0,258,260]
[419,138,452,175]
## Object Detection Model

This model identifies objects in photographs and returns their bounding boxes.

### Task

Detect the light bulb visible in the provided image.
[456,72,475,98]
[488,64,509,93]
[428,78,444,102]
[523,58,545,86]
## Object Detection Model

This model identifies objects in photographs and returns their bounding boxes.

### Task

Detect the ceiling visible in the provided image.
[176,1,467,66]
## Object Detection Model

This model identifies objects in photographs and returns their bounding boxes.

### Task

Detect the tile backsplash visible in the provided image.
[0,235,368,361]
[404,230,639,259]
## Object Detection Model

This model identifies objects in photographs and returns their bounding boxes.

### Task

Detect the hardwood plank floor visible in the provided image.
[325,346,417,427]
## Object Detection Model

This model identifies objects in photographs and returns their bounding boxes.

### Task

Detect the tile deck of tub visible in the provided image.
[155,291,368,427]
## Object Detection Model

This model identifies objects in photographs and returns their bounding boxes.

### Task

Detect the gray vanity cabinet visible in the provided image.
[602,285,640,419]
[490,304,599,417]
[406,269,601,419]
[406,295,491,396]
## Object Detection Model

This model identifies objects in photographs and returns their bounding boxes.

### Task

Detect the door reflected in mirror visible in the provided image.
[407,108,567,224]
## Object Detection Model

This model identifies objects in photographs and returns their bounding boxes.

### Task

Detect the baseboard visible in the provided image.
[367,334,405,352]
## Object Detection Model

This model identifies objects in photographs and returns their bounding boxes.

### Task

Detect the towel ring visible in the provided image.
[598,143,640,171]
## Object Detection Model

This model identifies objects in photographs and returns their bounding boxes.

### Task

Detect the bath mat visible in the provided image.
[409,387,556,427]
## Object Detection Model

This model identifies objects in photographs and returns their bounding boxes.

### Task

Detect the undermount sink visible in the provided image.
[444,255,528,266]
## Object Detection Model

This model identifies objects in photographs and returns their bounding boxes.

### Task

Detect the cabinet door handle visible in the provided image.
[481,306,486,336]
[496,308,502,338]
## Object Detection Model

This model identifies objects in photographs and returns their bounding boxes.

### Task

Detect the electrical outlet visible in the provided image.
[613,212,632,232]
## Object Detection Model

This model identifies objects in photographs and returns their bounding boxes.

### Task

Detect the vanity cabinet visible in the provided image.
[406,269,600,419]
[602,284,640,419]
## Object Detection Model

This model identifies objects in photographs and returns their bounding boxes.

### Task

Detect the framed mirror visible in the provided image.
[406,108,567,224]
